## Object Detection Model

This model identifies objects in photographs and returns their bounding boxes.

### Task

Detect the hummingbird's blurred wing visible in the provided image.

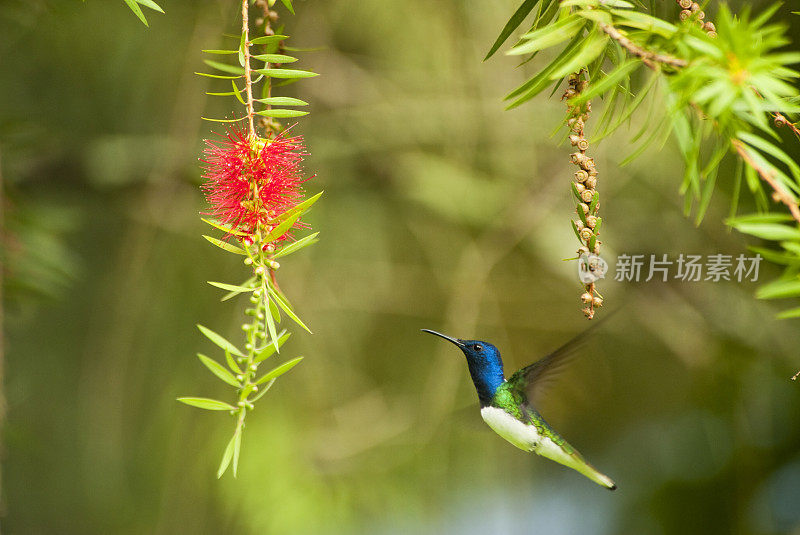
[508,312,617,406]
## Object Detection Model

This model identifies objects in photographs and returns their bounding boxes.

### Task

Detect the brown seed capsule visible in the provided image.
[582,158,595,170]
[571,152,586,165]
[585,177,597,189]
[707,31,717,38]
[583,307,595,319]
[580,189,595,203]
[574,220,585,231]
[581,292,593,304]
[569,135,580,146]
[775,115,788,127]
[690,2,699,11]
[704,21,716,32]
[577,139,589,151]
[574,183,586,194]
[679,9,691,20]
[593,296,603,308]
[575,170,589,182]
[696,10,705,20]
[572,119,584,133]
[579,228,593,241]
[679,0,691,8]
[586,215,597,229]
[577,246,590,255]
[579,203,590,214]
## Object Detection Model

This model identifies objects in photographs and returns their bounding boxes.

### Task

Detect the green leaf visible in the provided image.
[732,222,800,241]
[177,397,236,411]
[232,429,242,478]
[197,354,241,387]
[255,68,319,79]
[201,218,247,236]
[263,293,280,354]
[505,30,586,107]
[203,59,246,75]
[221,277,256,302]
[273,232,320,258]
[507,15,585,56]
[195,72,243,80]
[255,357,304,384]
[207,281,256,293]
[756,278,800,299]
[548,32,608,80]
[231,80,246,105]
[485,0,540,60]
[225,348,243,375]
[217,432,237,478]
[203,235,247,255]
[610,8,677,37]
[253,54,298,63]
[250,35,289,45]
[201,117,246,123]
[203,49,239,55]
[197,324,246,358]
[123,0,148,26]
[269,287,312,333]
[272,191,324,223]
[776,306,800,319]
[255,331,291,363]
[571,59,640,104]
[255,96,308,106]
[280,0,295,14]
[256,109,309,118]
[727,213,794,225]
[136,0,163,12]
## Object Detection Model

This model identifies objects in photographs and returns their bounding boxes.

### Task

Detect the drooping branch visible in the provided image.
[732,139,800,225]
[241,0,255,136]
[598,23,687,70]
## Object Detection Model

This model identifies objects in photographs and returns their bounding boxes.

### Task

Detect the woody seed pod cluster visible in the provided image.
[565,70,603,319]
[675,0,717,37]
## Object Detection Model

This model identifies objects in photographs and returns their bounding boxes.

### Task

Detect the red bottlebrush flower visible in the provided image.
[200,124,309,243]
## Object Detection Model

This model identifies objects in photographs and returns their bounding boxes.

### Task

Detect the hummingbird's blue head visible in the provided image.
[421,329,505,407]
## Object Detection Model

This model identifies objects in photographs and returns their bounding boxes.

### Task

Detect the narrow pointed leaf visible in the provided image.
[203,59,246,75]
[197,324,246,357]
[269,287,312,333]
[280,0,295,14]
[208,281,257,293]
[253,54,298,63]
[256,96,308,106]
[177,397,236,411]
[256,109,309,118]
[272,191,323,222]
[255,68,318,79]
[217,433,237,478]
[250,35,289,45]
[255,331,291,363]
[225,348,243,374]
[203,235,247,254]
[197,354,241,387]
[485,0,539,60]
[274,232,319,258]
[232,430,242,478]
[255,357,304,384]
[123,0,148,26]
[195,72,243,79]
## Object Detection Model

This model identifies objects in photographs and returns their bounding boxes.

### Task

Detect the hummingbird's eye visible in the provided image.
[473,344,483,351]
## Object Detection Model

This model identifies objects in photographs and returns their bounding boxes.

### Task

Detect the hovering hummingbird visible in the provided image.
[421,328,616,490]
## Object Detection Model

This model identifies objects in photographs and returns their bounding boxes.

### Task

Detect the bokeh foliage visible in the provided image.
[2,0,800,533]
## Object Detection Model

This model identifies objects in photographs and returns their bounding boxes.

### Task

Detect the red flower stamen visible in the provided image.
[200,124,310,242]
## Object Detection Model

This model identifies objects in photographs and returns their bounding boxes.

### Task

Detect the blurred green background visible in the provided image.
[2,0,800,533]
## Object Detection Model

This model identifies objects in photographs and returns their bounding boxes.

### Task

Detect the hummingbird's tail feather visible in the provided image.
[534,439,617,490]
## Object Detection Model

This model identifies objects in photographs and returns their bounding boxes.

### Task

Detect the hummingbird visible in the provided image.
[421,328,616,490]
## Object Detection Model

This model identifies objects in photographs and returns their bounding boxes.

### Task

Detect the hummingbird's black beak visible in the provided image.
[421,329,465,347]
